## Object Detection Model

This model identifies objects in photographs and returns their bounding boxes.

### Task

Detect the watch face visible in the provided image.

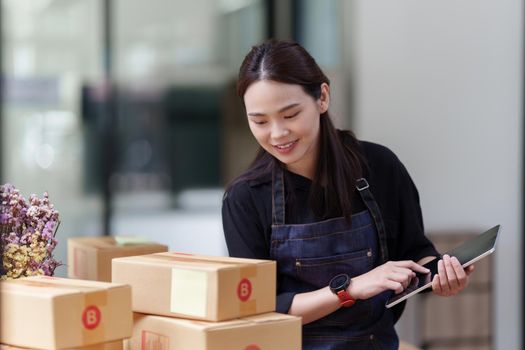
[330,274,349,290]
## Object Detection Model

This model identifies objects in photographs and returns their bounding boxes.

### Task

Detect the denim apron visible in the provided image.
[270,167,398,350]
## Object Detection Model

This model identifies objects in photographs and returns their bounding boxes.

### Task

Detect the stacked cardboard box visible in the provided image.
[112,252,302,349]
[0,276,133,349]
[0,340,123,350]
[112,252,276,321]
[68,237,168,282]
[126,312,300,350]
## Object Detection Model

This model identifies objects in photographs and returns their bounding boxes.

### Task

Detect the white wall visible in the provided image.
[346,1,522,349]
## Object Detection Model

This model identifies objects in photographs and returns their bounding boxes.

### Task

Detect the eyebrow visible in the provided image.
[247,103,300,117]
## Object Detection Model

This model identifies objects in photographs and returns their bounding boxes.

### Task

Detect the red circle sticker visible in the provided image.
[237,278,252,301]
[82,305,101,330]
[245,345,261,350]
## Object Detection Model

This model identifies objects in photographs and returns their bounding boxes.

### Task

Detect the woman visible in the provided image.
[222,39,473,350]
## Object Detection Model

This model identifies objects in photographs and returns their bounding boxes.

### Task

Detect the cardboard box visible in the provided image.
[68,236,168,282]
[399,341,422,350]
[112,252,276,321]
[0,340,123,350]
[0,276,132,349]
[124,312,301,350]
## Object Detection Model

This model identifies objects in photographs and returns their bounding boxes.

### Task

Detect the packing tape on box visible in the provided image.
[240,264,257,279]
[73,246,89,279]
[76,239,115,249]
[82,290,108,344]
[113,236,152,246]
[5,278,102,292]
[81,340,124,350]
[136,254,249,267]
[239,265,258,315]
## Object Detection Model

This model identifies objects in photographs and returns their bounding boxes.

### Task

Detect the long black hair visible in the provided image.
[232,39,364,222]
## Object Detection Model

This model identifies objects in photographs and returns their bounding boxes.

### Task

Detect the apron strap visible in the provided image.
[272,166,286,225]
[356,178,390,263]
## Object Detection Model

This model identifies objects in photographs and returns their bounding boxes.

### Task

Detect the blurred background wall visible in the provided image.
[346,1,522,349]
[0,0,521,349]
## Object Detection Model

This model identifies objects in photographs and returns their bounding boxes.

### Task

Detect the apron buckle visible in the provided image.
[356,178,370,191]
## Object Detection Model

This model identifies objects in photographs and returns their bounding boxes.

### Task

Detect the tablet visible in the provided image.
[385,224,500,309]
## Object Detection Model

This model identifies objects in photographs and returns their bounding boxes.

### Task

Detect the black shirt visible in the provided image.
[222,138,439,313]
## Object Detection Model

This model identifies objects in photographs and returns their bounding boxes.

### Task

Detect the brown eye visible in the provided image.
[284,111,300,119]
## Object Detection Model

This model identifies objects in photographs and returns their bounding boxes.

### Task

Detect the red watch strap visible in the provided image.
[337,290,356,307]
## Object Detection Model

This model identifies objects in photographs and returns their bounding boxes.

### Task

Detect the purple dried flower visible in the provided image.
[1,183,62,279]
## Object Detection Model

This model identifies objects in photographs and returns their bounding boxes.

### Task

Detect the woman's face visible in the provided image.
[243,80,329,179]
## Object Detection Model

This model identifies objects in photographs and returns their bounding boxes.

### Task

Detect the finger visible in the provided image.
[385,280,404,294]
[409,261,431,274]
[392,268,418,284]
[394,260,430,274]
[437,259,451,294]
[393,267,416,279]
[443,255,459,291]
[432,274,443,295]
[465,264,475,276]
[451,256,468,289]
[388,272,410,289]
[411,262,431,274]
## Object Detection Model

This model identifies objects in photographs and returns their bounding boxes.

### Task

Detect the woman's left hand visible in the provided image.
[432,254,475,297]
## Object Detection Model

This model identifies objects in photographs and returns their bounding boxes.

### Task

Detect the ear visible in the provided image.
[317,83,330,114]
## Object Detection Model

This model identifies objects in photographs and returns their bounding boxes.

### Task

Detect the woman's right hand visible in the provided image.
[349,261,430,300]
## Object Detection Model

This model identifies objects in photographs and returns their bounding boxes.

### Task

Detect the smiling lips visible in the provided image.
[273,139,298,154]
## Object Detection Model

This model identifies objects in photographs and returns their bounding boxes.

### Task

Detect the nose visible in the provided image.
[270,121,290,140]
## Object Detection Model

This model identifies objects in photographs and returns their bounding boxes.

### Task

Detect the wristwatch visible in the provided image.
[329,274,356,307]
